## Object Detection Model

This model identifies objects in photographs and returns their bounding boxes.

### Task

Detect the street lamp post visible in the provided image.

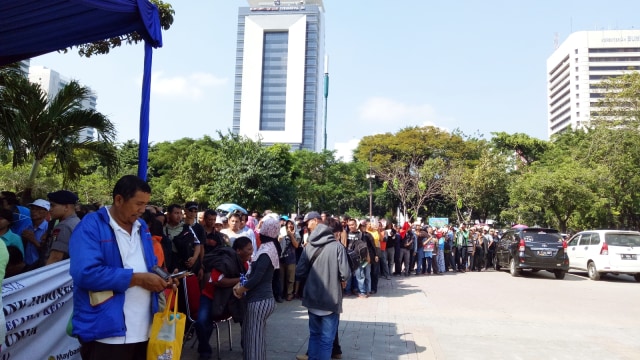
[366,151,375,219]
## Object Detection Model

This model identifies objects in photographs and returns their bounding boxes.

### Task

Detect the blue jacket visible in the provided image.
[69,207,158,342]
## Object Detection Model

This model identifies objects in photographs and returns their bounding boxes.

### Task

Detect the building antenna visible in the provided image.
[323,54,329,151]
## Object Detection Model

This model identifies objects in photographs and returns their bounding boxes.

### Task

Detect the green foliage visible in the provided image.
[69,1,175,57]
[291,149,365,215]
[491,132,549,166]
[0,67,117,200]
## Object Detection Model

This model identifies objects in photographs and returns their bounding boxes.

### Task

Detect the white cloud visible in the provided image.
[359,97,450,132]
[333,138,361,162]
[145,71,228,99]
[329,98,453,162]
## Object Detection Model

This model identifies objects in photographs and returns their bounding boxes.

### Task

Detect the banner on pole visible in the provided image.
[1,260,80,360]
[428,217,449,229]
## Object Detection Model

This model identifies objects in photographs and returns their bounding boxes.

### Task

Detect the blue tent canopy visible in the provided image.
[0,0,163,180]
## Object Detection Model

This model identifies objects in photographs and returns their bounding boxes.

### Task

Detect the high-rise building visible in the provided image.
[547,30,640,137]
[28,65,97,141]
[232,0,326,151]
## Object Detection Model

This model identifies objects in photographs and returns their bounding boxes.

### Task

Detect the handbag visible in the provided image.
[147,288,186,360]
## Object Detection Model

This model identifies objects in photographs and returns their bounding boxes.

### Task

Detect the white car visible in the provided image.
[566,230,640,281]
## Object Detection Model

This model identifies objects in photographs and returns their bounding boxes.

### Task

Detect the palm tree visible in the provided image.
[0,66,118,200]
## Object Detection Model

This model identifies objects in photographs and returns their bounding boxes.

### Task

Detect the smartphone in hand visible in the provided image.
[152,265,171,281]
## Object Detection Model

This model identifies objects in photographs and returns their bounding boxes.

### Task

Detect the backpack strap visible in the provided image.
[309,244,325,267]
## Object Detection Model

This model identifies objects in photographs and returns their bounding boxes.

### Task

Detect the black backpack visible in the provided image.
[347,233,368,272]
[168,224,195,270]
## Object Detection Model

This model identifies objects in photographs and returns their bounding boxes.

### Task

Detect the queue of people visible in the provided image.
[1,175,504,360]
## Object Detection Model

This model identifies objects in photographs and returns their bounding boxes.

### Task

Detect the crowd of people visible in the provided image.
[0,175,505,360]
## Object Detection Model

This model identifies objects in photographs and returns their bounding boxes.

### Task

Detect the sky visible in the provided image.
[32,0,640,162]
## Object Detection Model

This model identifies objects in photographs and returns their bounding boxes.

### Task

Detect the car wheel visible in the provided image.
[634,274,640,282]
[554,270,566,279]
[588,261,600,281]
[509,258,520,277]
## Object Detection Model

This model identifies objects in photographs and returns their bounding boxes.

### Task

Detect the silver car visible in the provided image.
[566,230,640,281]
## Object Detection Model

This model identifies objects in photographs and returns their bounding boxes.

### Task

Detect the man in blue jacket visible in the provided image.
[70,175,172,360]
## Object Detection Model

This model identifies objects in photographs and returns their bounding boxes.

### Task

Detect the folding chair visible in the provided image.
[182,274,233,360]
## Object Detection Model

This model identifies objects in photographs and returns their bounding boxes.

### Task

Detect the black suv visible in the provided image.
[494,228,569,279]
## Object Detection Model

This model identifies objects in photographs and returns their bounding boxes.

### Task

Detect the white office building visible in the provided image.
[547,30,640,137]
[28,65,97,142]
[232,0,326,151]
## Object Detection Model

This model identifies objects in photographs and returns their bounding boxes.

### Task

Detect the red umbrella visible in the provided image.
[512,224,528,229]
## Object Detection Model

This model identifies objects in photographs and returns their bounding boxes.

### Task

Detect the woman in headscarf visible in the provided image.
[233,217,279,360]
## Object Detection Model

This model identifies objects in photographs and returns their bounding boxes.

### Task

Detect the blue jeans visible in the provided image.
[344,275,356,294]
[416,249,425,273]
[308,311,339,360]
[194,295,214,357]
[355,263,371,295]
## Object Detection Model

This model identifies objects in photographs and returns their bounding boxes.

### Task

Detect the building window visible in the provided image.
[576,84,579,90]
[575,75,579,81]
[259,31,289,131]
[576,93,579,99]
[575,49,578,54]
[576,112,580,117]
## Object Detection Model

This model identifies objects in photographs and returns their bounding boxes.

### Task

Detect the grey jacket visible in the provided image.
[295,224,350,314]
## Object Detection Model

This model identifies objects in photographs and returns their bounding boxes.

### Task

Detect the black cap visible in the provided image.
[47,190,78,205]
[185,201,198,210]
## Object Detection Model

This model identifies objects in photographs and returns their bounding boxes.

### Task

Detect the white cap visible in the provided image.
[28,199,50,211]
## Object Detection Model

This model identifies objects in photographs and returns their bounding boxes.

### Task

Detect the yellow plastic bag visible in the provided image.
[147,288,186,360]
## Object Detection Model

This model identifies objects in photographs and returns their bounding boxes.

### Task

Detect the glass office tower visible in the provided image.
[232,0,325,151]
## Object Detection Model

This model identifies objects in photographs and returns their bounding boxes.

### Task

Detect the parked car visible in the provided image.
[494,228,569,279]
[566,230,640,282]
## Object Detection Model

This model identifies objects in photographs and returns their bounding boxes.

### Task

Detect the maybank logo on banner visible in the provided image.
[1,260,80,360]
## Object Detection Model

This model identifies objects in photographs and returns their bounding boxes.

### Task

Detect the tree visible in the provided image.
[506,159,596,233]
[354,126,477,221]
[592,71,640,125]
[291,150,365,215]
[0,69,117,200]
[491,132,549,166]
[69,1,175,57]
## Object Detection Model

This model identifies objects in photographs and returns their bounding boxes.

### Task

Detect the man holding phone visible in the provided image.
[69,175,175,360]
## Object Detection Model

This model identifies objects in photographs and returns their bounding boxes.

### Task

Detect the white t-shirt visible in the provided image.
[98,206,151,344]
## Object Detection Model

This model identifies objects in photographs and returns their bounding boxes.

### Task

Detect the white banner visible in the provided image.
[1,260,80,360]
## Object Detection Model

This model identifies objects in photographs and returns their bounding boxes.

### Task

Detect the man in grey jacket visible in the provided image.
[296,211,350,360]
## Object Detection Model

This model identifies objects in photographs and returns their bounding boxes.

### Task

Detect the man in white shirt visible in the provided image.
[69,175,173,360]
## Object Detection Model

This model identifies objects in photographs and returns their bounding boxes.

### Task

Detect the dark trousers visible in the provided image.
[409,251,416,273]
[486,248,495,269]
[272,268,282,300]
[80,341,148,360]
[455,246,467,270]
[371,260,379,292]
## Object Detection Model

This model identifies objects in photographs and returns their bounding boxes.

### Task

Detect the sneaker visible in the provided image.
[332,354,343,359]
[296,355,309,360]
